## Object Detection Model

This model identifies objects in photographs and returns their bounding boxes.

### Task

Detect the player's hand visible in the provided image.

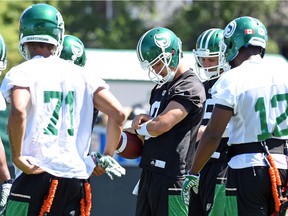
[13,156,44,175]
[91,153,106,176]
[181,173,200,206]
[0,181,12,215]
[131,114,151,129]
[92,165,106,176]
[124,127,137,135]
[91,152,126,180]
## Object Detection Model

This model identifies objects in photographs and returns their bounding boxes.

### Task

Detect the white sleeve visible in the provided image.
[211,75,236,110]
[84,70,110,94]
[0,67,30,103]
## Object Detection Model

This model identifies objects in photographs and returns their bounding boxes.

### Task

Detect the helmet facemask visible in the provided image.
[141,49,176,86]
[0,34,7,73]
[0,60,6,73]
[194,49,222,80]
[218,40,231,72]
[194,28,229,81]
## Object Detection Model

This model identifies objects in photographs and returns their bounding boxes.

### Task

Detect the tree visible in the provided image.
[0,1,60,81]
[168,1,279,53]
[58,1,147,49]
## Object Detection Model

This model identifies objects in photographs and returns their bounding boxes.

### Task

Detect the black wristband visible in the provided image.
[3,179,14,184]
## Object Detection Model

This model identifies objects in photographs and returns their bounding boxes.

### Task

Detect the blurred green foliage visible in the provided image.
[167,1,279,53]
[0,0,286,82]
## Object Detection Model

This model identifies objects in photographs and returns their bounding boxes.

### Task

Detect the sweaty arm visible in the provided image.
[190,106,233,174]
[8,86,43,174]
[131,100,188,137]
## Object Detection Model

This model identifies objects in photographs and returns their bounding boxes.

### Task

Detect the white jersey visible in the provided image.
[212,56,288,169]
[0,92,6,110]
[1,55,108,179]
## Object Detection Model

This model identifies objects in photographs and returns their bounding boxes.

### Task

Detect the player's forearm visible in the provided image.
[103,117,124,156]
[190,135,221,174]
[196,125,207,142]
[8,109,26,161]
[0,139,11,181]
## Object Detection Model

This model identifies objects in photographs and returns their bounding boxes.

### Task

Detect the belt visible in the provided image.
[208,138,230,162]
[229,139,288,157]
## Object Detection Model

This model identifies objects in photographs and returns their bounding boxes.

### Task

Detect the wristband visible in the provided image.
[136,120,156,138]
[3,179,14,184]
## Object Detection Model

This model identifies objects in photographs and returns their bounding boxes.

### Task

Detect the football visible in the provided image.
[115,131,144,159]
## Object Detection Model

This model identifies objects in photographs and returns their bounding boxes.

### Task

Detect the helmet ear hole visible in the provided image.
[228,42,233,49]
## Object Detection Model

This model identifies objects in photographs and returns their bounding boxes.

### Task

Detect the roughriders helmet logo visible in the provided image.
[154,32,171,49]
[224,20,237,38]
[71,41,84,59]
[258,27,266,36]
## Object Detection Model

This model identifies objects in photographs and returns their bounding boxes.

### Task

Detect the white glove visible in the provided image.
[91,152,126,180]
[0,182,12,215]
[181,173,200,206]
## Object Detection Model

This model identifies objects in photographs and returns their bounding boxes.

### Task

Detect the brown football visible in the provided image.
[115,131,143,159]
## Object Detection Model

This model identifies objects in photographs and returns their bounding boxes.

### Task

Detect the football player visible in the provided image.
[183,16,288,215]
[126,27,206,215]
[182,28,230,216]
[0,33,14,216]
[60,34,99,129]
[1,3,126,216]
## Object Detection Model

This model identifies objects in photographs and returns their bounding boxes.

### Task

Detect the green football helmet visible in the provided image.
[0,34,7,72]
[220,16,268,64]
[18,3,65,60]
[60,35,86,67]
[136,27,183,85]
[194,28,229,80]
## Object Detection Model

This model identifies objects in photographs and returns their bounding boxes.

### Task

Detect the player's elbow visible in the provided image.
[112,108,126,127]
[9,106,27,123]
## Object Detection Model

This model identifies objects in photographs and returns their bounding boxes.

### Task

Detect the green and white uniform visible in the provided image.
[212,56,288,216]
[1,56,108,179]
